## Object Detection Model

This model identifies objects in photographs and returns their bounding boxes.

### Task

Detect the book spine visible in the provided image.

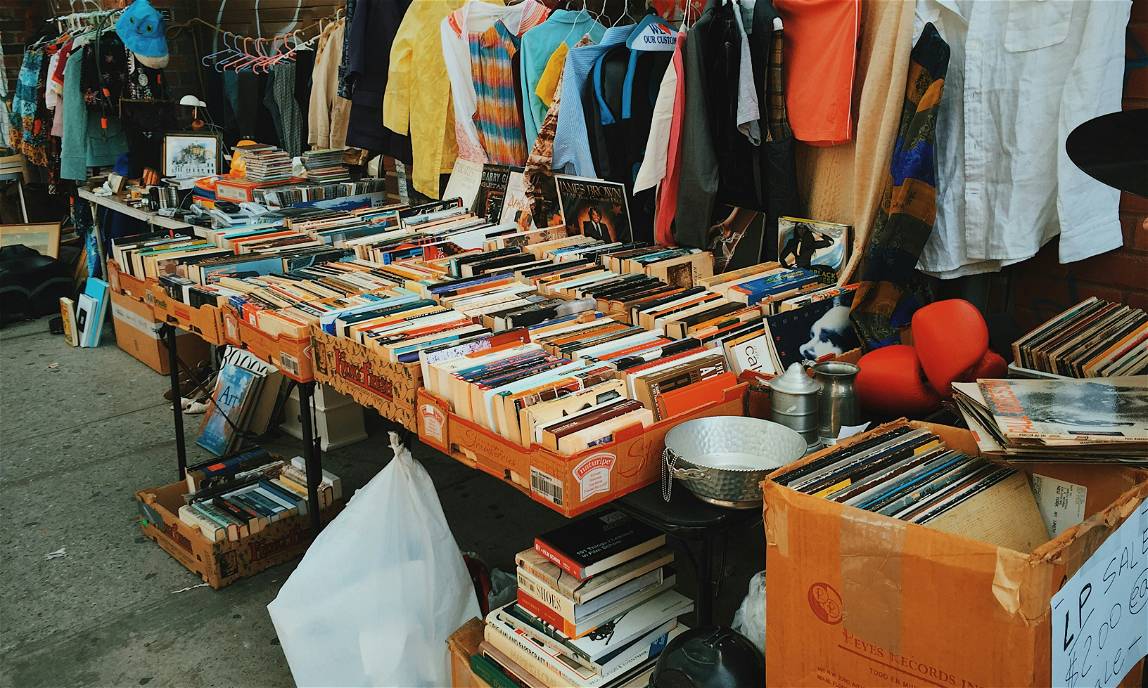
[517,590,577,639]
[517,568,576,620]
[533,539,587,581]
[484,623,576,688]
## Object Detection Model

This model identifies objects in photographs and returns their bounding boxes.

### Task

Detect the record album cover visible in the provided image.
[472,164,514,223]
[764,290,859,368]
[556,175,633,244]
[777,217,851,274]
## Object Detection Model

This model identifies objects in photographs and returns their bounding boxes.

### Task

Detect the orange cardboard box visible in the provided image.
[417,382,747,518]
[311,326,421,431]
[221,308,314,383]
[145,283,226,346]
[106,259,150,302]
[762,419,1147,687]
[110,290,210,375]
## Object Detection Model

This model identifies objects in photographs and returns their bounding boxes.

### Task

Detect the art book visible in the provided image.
[196,363,264,456]
[555,175,633,245]
[777,217,851,275]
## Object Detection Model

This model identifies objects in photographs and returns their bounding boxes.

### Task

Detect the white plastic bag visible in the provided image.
[732,571,766,651]
[268,432,480,687]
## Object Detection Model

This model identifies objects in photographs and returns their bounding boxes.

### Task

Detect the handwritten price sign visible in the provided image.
[1052,498,1148,688]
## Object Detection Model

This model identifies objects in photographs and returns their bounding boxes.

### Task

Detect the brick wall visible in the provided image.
[1007,0,1148,331]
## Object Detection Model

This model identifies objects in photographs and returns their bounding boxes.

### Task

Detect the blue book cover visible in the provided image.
[196,364,262,456]
[79,278,111,347]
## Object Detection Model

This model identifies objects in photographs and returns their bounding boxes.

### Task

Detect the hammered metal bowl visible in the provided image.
[662,416,807,508]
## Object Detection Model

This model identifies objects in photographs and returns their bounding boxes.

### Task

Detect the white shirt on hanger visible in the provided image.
[915,0,1131,279]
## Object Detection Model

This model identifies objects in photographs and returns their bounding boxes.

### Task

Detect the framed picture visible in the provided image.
[163,134,221,179]
[0,222,61,258]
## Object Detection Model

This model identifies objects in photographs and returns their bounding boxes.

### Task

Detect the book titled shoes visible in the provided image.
[534,510,666,581]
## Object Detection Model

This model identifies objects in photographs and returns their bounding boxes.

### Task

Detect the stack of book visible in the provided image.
[300,149,351,184]
[195,347,288,455]
[482,510,691,687]
[179,451,342,542]
[1009,297,1147,378]
[953,377,1148,463]
[243,147,294,182]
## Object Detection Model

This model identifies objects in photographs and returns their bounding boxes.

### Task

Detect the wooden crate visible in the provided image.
[222,308,314,383]
[136,481,342,590]
[145,284,226,346]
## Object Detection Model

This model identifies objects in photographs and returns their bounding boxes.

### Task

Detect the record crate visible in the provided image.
[106,259,151,303]
[416,381,747,518]
[761,419,1148,688]
[145,283,226,346]
[136,481,343,590]
[221,308,314,383]
[310,326,422,431]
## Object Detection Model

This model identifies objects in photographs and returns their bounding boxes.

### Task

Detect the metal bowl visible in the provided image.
[662,416,807,509]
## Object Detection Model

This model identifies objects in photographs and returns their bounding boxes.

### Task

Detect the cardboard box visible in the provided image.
[135,481,342,590]
[417,382,747,518]
[221,308,314,383]
[762,419,1147,687]
[448,618,489,688]
[145,284,226,346]
[311,326,422,431]
[110,290,211,375]
[106,259,150,302]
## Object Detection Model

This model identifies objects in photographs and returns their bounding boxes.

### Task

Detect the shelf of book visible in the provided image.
[145,283,227,346]
[310,327,422,431]
[136,481,344,590]
[416,382,748,518]
[221,308,315,383]
[761,419,1148,688]
[106,259,151,303]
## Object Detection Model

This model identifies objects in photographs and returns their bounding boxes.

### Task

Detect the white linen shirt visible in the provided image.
[915,0,1131,279]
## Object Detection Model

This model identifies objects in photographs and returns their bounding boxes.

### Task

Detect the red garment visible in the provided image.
[51,40,73,88]
[654,32,687,246]
[774,0,859,146]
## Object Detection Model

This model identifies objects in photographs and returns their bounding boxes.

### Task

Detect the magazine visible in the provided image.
[555,175,633,244]
[777,217,851,275]
[977,378,1148,443]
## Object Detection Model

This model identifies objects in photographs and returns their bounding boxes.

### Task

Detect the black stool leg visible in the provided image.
[696,533,715,628]
[299,381,322,534]
[165,324,187,480]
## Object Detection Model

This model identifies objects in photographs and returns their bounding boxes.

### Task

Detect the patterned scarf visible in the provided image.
[849,23,950,350]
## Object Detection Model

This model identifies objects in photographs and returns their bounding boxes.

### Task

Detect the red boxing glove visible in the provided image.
[911,299,989,399]
[969,350,1007,380]
[855,345,943,417]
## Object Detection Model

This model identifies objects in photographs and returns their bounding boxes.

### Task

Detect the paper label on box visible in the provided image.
[111,301,162,339]
[530,467,563,506]
[573,452,615,502]
[279,352,300,377]
[1032,474,1088,537]
[1051,497,1148,688]
[420,404,446,445]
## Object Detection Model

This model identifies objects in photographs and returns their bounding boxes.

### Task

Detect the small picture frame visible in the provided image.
[163,133,221,179]
[0,222,61,258]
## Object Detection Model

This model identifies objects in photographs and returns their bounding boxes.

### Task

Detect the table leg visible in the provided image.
[165,324,187,480]
[15,179,27,223]
[299,381,322,534]
[696,534,715,628]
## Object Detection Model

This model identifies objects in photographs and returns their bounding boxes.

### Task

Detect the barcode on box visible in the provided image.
[531,467,563,506]
[279,352,300,376]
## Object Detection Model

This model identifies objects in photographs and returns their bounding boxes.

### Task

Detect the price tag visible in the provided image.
[1051,498,1148,688]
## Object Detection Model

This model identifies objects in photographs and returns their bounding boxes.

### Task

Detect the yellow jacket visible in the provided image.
[384,0,502,198]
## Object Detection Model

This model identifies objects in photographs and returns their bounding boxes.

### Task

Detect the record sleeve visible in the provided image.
[556,175,633,244]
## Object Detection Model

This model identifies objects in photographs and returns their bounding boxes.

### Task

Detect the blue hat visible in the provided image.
[116,0,169,69]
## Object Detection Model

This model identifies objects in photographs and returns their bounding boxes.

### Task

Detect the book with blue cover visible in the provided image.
[196,363,264,456]
[78,278,111,347]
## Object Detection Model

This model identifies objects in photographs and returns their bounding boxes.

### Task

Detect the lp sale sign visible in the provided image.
[1052,498,1148,687]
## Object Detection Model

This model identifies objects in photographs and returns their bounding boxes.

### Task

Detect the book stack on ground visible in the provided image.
[953,377,1148,463]
[301,148,351,184]
[178,451,342,542]
[482,510,692,687]
[195,346,288,456]
[243,147,294,182]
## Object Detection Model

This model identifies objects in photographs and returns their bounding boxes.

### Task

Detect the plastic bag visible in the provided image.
[732,571,766,651]
[268,432,480,687]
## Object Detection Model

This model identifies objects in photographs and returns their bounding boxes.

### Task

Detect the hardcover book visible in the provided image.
[535,510,666,580]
